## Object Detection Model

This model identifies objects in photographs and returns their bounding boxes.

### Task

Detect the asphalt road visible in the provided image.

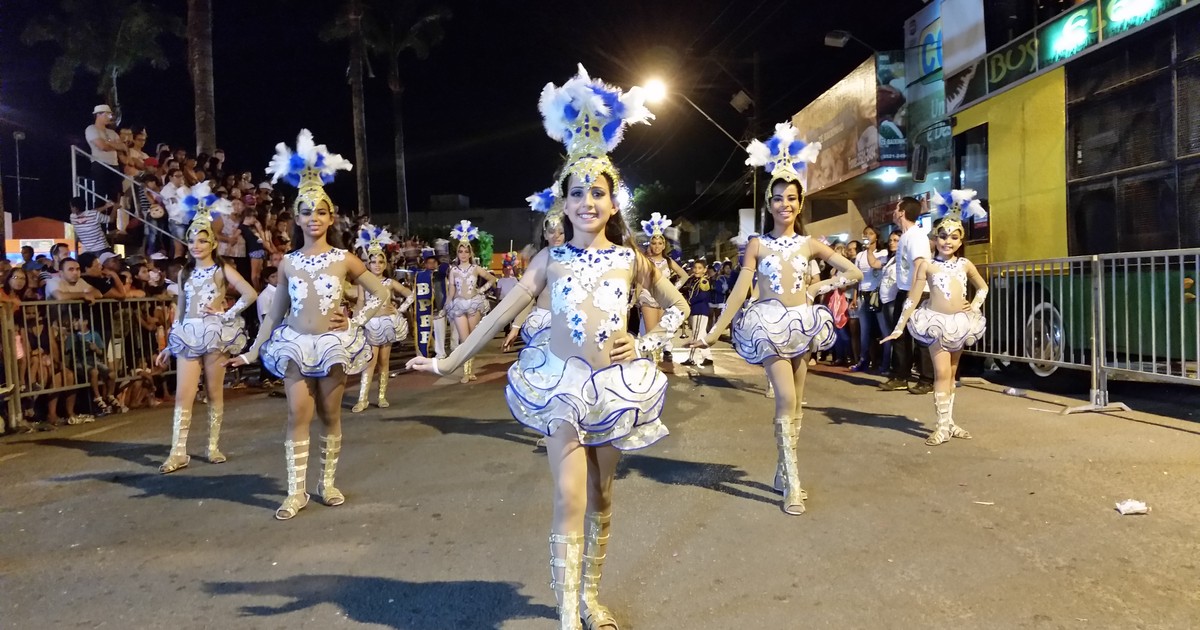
[2,342,1198,629]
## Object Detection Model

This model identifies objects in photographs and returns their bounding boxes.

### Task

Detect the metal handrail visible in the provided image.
[71,145,183,246]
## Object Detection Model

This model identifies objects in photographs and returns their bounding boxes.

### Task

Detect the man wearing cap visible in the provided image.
[78,251,128,300]
[85,105,127,202]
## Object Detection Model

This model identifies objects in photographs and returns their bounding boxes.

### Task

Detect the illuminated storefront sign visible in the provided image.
[1103,0,1181,37]
[987,31,1038,91]
[1038,1,1100,66]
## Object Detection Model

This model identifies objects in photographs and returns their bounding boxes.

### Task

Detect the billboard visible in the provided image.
[793,55,907,193]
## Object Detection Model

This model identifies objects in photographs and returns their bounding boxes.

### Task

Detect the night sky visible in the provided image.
[0,0,925,224]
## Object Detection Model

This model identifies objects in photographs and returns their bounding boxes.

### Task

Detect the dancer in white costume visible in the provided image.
[352,224,414,412]
[408,65,687,630]
[637,212,686,364]
[156,183,257,473]
[502,192,565,352]
[691,122,862,515]
[445,220,497,383]
[883,189,988,445]
[228,130,390,520]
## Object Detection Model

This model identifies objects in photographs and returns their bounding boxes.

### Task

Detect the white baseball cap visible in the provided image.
[98,251,119,264]
[93,104,113,115]
[258,181,274,191]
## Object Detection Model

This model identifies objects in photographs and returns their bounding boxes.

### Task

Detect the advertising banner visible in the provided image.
[904,1,942,85]
[944,57,987,115]
[1038,1,1100,67]
[877,51,908,164]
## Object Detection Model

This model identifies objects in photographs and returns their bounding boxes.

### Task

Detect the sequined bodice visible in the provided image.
[549,244,635,360]
[451,264,480,298]
[929,257,969,301]
[285,248,347,321]
[183,264,222,317]
[756,234,811,297]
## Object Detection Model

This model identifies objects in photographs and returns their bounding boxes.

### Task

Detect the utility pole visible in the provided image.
[753,51,762,235]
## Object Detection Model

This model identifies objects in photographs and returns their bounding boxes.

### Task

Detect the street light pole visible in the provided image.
[13,131,25,221]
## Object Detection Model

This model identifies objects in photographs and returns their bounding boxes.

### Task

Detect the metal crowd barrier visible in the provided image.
[0,298,177,430]
[968,248,1200,414]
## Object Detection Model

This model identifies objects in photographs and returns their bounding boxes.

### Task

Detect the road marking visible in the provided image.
[0,452,28,463]
[75,421,132,438]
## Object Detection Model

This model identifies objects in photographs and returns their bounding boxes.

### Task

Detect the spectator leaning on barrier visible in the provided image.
[50,259,102,303]
[85,105,126,202]
[70,196,115,255]
[77,252,128,300]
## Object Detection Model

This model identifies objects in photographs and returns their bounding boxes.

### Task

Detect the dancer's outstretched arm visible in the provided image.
[882,259,928,342]
[805,239,864,298]
[407,249,548,374]
[693,239,759,348]
[227,266,292,367]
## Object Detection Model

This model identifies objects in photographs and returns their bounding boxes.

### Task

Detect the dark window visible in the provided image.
[953,124,991,244]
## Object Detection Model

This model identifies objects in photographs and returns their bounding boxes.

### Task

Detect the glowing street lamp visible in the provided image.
[643,78,744,149]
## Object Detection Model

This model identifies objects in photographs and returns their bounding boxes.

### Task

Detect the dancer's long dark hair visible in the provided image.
[559,171,659,284]
[760,178,807,236]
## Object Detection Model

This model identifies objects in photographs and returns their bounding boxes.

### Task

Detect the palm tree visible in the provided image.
[361,1,451,233]
[187,0,216,155]
[321,0,373,220]
[22,0,183,121]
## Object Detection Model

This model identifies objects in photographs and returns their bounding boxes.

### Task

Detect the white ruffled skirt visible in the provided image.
[505,332,669,450]
[262,325,372,378]
[520,307,551,346]
[447,294,490,319]
[637,288,662,309]
[363,312,409,346]
[732,299,836,364]
[167,316,247,359]
[907,307,986,352]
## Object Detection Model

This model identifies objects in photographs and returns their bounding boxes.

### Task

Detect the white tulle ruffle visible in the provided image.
[505,332,669,450]
[731,299,836,364]
[262,325,371,378]
[447,294,490,319]
[907,307,986,352]
[520,307,551,346]
[167,316,247,359]
[363,312,409,346]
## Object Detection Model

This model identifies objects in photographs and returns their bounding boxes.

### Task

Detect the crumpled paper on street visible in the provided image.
[1115,499,1150,515]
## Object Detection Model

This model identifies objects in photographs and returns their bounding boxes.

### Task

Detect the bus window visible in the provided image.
[953,123,991,243]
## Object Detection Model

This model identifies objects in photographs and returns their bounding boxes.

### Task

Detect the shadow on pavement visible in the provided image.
[687,373,759,393]
[617,454,778,507]
[389,414,542,449]
[51,469,283,511]
[204,575,556,629]
[811,406,929,439]
[39,437,167,468]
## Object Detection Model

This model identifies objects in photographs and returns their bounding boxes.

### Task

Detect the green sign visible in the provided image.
[1102,0,1181,37]
[987,31,1039,91]
[1038,1,1100,66]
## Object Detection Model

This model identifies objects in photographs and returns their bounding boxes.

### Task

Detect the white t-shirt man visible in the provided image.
[85,124,120,166]
[896,225,931,292]
[496,276,519,300]
[854,249,888,292]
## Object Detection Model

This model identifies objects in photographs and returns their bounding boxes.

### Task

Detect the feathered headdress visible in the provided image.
[931,189,988,234]
[266,129,353,214]
[526,184,565,231]
[180,182,230,239]
[745,122,822,201]
[538,64,654,190]
[354,223,394,258]
[450,219,479,245]
[641,212,673,239]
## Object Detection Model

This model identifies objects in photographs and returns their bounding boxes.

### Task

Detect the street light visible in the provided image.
[12,131,25,221]
[824,30,880,54]
[643,78,745,150]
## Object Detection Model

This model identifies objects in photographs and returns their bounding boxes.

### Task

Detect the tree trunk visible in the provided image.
[187,0,217,155]
[348,0,371,218]
[390,63,409,235]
